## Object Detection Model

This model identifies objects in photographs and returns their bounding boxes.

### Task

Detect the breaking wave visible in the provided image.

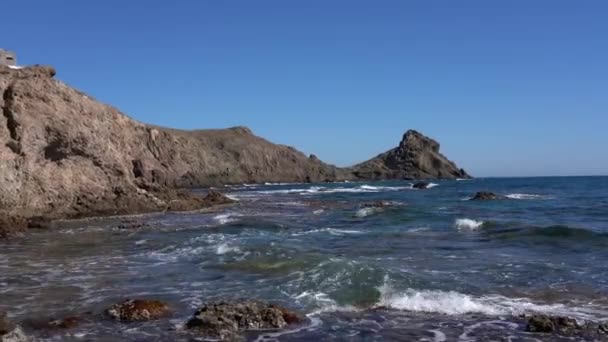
[454,218,485,231]
[505,193,554,200]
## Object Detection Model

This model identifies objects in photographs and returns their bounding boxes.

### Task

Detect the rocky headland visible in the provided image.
[0,64,470,235]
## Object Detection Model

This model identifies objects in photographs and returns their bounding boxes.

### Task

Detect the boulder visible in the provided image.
[470,191,504,201]
[186,300,303,340]
[0,312,30,342]
[106,299,170,321]
[412,182,430,189]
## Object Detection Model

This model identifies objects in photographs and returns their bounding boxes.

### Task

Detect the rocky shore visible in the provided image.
[0,64,469,235]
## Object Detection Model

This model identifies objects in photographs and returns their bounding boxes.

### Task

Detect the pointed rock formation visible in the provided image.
[350,130,470,180]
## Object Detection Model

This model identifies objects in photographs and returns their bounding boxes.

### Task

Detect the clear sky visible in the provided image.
[3,1,607,177]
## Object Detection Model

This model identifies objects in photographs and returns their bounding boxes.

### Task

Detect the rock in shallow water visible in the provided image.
[186,300,303,340]
[0,312,30,342]
[106,299,170,321]
[525,314,608,339]
[470,191,505,201]
[412,182,430,189]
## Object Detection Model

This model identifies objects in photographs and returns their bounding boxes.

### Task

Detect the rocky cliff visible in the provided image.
[350,130,470,180]
[0,65,469,227]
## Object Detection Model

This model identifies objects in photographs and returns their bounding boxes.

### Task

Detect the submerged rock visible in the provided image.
[412,181,430,189]
[360,201,393,208]
[186,300,303,340]
[106,299,170,321]
[470,191,505,201]
[0,312,30,342]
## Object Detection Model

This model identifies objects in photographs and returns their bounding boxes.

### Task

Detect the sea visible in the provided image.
[1,176,608,341]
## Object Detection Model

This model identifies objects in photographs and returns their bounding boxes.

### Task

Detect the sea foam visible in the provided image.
[454,218,484,230]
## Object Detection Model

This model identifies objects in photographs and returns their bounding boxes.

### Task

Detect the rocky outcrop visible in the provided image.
[351,130,470,180]
[105,299,171,321]
[0,65,343,226]
[186,300,302,340]
[470,191,505,201]
[0,65,470,227]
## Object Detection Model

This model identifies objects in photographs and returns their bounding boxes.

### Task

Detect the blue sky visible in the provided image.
[3,1,607,176]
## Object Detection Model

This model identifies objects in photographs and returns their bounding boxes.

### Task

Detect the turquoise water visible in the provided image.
[1,177,608,340]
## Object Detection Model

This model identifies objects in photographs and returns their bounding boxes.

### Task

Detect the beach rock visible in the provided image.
[106,299,170,321]
[526,314,580,334]
[0,313,29,342]
[351,130,470,180]
[412,181,430,189]
[186,300,303,340]
[470,191,504,201]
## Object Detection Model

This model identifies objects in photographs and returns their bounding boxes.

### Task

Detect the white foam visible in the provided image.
[377,279,608,321]
[379,288,503,315]
[454,218,484,231]
[292,227,363,236]
[213,213,242,225]
[505,193,553,200]
[354,207,382,218]
[215,242,240,255]
[427,183,439,188]
[313,209,324,215]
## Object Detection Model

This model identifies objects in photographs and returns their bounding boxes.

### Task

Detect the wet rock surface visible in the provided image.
[185,300,303,340]
[0,312,29,342]
[0,217,27,239]
[525,314,608,339]
[106,299,171,321]
[470,191,505,200]
[412,181,430,189]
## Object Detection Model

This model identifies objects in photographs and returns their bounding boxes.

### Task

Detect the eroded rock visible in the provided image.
[186,300,303,340]
[412,181,430,189]
[470,191,505,201]
[106,299,170,321]
[0,312,30,342]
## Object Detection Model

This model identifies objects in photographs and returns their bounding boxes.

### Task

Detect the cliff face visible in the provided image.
[0,65,468,223]
[0,65,343,221]
[350,130,470,180]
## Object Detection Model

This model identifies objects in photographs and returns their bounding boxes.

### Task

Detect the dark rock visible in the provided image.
[0,216,27,239]
[351,130,470,180]
[0,312,15,336]
[26,216,52,229]
[412,182,430,189]
[106,299,170,321]
[117,220,149,230]
[526,314,581,335]
[470,191,505,201]
[0,312,29,342]
[186,300,303,340]
[23,315,84,331]
[360,201,392,208]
